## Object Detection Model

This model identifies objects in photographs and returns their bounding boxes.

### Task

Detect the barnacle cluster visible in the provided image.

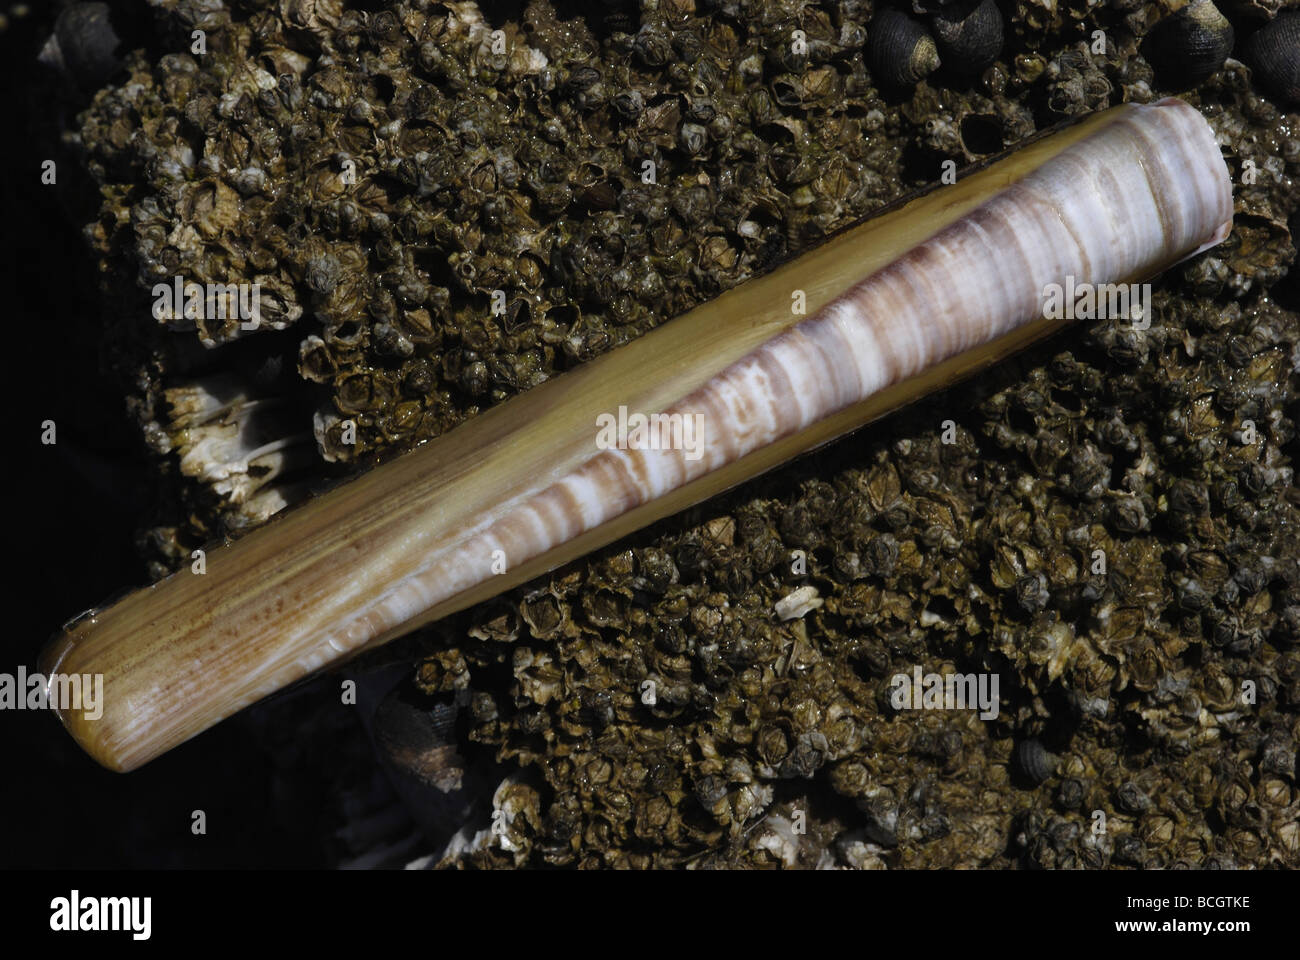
[59,0,1300,867]
[75,0,918,548]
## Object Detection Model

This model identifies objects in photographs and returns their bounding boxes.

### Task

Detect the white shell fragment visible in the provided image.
[775,586,825,621]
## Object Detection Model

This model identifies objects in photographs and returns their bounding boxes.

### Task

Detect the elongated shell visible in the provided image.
[42,99,1232,772]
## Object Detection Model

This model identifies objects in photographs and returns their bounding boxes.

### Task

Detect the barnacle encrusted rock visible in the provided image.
[65,0,1300,867]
